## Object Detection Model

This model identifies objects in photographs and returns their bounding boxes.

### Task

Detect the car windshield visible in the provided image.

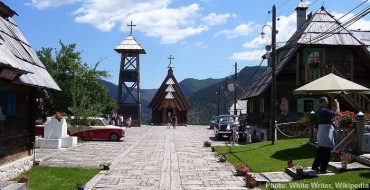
[91,119,106,126]
[219,116,234,123]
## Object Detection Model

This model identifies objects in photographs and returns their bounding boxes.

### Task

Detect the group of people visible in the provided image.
[107,113,131,128]
[166,112,177,129]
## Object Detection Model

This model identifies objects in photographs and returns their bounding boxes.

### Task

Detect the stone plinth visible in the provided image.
[35,118,77,149]
[44,118,68,139]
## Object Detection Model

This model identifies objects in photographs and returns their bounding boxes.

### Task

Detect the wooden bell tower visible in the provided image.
[114,21,146,126]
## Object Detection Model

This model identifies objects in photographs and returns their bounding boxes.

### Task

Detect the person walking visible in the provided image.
[126,115,132,128]
[311,97,340,174]
[167,112,172,129]
[172,113,177,129]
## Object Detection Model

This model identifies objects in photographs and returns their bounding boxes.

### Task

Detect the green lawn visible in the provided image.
[215,138,316,172]
[215,138,370,189]
[20,166,99,190]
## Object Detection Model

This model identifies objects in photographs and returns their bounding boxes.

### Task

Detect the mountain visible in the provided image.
[98,79,118,100]
[99,66,266,124]
[187,66,267,124]
[98,79,156,116]
[179,78,223,97]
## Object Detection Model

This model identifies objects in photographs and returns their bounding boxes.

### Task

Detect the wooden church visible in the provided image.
[148,56,190,125]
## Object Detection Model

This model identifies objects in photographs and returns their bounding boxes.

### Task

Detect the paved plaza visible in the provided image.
[36,125,246,190]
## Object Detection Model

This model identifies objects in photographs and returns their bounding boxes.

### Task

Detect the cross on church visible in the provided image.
[168,54,174,64]
[127,21,136,35]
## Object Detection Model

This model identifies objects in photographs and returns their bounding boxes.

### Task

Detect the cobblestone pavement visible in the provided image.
[37,125,246,190]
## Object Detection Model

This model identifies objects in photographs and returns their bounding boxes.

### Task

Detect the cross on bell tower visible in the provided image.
[114,21,146,126]
[127,21,136,35]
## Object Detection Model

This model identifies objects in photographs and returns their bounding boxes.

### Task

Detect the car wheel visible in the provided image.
[109,133,119,141]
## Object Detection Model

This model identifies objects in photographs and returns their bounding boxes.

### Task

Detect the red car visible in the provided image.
[35,117,125,141]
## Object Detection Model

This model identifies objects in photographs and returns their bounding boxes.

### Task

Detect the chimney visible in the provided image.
[295,1,308,31]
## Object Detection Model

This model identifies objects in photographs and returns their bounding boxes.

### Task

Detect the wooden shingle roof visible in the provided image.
[240,6,366,100]
[0,2,60,90]
[148,68,190,111]
[114,35,146,54]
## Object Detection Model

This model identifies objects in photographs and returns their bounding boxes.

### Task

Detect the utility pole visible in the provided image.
[217,86,221,116]
[224,77,227,114]
[271,5,277,145]
[234,62,237,116]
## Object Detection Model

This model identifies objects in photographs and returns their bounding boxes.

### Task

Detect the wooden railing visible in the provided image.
[332,65,370,113]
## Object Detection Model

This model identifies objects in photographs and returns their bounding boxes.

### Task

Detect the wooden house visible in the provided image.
[241,4,370,129]
[0,1,60,174]
[148,62,190,125]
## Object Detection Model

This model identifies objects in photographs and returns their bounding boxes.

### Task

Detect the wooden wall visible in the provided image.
[0,80,36,165]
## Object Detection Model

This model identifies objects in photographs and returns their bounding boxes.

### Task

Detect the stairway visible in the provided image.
[330,65,370,112]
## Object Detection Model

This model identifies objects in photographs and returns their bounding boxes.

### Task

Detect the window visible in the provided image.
[249,100,254,113]
[304,100,313,112]
[308,51,320,68]
[259,98,264,113]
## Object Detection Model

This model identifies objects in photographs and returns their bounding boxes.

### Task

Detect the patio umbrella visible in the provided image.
[293,73,370,95]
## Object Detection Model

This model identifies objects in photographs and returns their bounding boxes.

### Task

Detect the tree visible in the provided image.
[37,41,117,118]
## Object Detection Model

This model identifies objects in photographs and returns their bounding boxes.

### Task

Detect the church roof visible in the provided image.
[148,68,190,111]
[0,2,60,90]
[114,35,146,54]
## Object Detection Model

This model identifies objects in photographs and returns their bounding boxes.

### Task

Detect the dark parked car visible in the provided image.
[214,115,246,140]
[209,115,218,129]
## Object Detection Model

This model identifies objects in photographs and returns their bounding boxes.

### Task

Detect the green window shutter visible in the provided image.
[297,98,304,113]
[260,98,264,113]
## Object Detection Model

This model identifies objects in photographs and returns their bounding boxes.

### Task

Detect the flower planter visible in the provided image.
[219,157,227,162]
[296,168,303,176]
[236,171,246,176]
[103,165,110,170]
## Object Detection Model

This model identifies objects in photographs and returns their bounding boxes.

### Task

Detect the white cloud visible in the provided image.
[124,4,209,44]
[202,13,236,26]
[26,0,236,44]
[333,12,370,31]
[25,0,80,9]
[230,49,266,61]
[243,12,296,48]
[215,22,255,39]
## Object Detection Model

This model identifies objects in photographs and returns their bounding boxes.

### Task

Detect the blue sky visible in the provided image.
[3,0,370,89]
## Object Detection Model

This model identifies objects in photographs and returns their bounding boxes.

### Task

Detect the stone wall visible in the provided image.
[0,156,32,181]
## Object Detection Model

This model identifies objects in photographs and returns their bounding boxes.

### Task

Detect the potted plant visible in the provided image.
[340,152,351,170]
[211,146,215,152]
[203,141,211,147]
[338,111,355,129]
[216,152,227,162]
[99,161,111,170]
[234,163,249,176]
[295,165,304,176]
[76,182,85,190]
[287,157,294,168]
[244,173,257,188]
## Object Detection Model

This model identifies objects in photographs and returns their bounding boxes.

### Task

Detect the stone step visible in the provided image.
[0,181,27,190]
[251,172,293,184]
[357,154,370,166]
[285,167,335,179]
[328,162,370,173]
